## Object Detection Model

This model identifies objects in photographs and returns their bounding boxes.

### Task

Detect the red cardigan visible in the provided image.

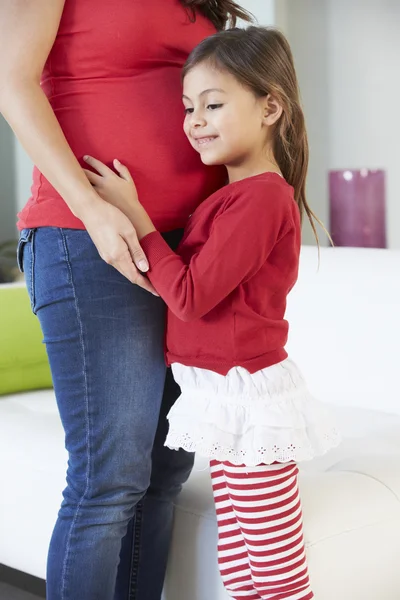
[140,173,301,375]
[17,0,224,232]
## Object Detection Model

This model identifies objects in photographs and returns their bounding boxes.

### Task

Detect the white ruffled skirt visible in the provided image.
[166,359,341,466]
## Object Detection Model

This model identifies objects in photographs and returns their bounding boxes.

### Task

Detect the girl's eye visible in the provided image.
[184,108,194,115]
[207,104,223,110]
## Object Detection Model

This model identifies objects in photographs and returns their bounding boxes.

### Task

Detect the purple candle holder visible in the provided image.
[329,169,387,248]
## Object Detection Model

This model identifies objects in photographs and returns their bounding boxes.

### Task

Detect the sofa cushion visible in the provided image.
[286,246,400,416]
[0,283,52,395]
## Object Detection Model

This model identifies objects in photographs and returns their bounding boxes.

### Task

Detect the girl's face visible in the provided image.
[182,62,282,180]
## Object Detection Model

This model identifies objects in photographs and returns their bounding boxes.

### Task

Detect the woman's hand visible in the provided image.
[83,156,156,240]
[79,197,158,295]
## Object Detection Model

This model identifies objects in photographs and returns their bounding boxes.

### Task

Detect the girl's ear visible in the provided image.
[262,94,283,126]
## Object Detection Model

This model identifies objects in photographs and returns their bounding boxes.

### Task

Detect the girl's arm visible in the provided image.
[0,1,154,292]
[84,157,292,322]
[140,191,290,321]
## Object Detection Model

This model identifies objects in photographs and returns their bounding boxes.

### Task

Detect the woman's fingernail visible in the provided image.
[139,260,149,272]
[83,155,89,161]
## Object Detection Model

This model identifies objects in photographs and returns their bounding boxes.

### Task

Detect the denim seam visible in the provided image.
[29,230,37,313]
[58,229,92,600]
[129,502,143,600]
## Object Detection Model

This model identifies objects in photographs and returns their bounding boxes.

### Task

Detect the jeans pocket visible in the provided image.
[16,228,35,273]
[17,228,37,313]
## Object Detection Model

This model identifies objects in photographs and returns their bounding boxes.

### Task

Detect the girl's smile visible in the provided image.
[182,63,282,182]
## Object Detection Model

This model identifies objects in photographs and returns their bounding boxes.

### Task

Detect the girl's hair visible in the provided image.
[179,0,253,31]
[183,26,325,245]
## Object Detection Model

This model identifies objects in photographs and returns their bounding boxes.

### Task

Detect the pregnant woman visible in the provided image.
[0,1,250,599]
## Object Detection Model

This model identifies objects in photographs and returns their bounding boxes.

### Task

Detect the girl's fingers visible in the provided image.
[113,158,133,182]
[82,168,103,186]
[83,155,114,177]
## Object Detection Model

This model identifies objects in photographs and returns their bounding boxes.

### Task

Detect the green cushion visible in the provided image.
[0,283,53,395]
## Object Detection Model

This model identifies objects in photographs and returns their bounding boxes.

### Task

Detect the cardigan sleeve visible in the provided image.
[140,183,293,322]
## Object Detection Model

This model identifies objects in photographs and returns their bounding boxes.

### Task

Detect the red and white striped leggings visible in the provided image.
[211,460,314,600]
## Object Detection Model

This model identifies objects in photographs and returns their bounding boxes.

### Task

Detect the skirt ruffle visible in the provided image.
[166,359,341,466]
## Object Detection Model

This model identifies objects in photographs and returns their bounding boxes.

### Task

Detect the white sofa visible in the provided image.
[1,246,400,600]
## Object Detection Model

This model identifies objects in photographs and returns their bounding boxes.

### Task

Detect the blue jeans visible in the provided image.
[18,227,194,600]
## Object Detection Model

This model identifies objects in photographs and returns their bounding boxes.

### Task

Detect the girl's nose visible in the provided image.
[190,110,207,128]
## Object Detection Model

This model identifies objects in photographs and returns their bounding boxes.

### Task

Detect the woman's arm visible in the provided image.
[0,0,154,292]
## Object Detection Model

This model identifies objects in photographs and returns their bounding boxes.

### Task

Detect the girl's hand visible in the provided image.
[83,156,156,240]
[83,155,139,213]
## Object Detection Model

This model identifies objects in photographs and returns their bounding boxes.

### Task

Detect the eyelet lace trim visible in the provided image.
[166,427,342,466]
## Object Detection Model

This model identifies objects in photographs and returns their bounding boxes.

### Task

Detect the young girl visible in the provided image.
[84,26,340,600]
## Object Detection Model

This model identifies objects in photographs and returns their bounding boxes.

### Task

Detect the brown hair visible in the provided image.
[183,26,325,245]
[180,0,253,31]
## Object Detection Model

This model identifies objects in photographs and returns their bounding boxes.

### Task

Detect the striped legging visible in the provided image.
[210,460,314,600]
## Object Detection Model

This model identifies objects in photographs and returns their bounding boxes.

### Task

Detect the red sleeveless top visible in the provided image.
[17,0,225,231]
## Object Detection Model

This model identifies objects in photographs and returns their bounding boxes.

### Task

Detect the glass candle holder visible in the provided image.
[329,169,387,248]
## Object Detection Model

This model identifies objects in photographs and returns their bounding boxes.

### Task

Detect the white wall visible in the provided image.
[240,0,275,25]
[328,0,400,248]
[0,119,17,242]
[282,0,330,245]
[284,0,400,248]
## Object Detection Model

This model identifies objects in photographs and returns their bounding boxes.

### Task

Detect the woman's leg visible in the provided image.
[210,461,262,600]
[218,462,313,600]
[115,368,195,600]
[21,227,173,600]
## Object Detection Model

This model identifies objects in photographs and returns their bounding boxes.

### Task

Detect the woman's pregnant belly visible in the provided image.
[23,68,224,231]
